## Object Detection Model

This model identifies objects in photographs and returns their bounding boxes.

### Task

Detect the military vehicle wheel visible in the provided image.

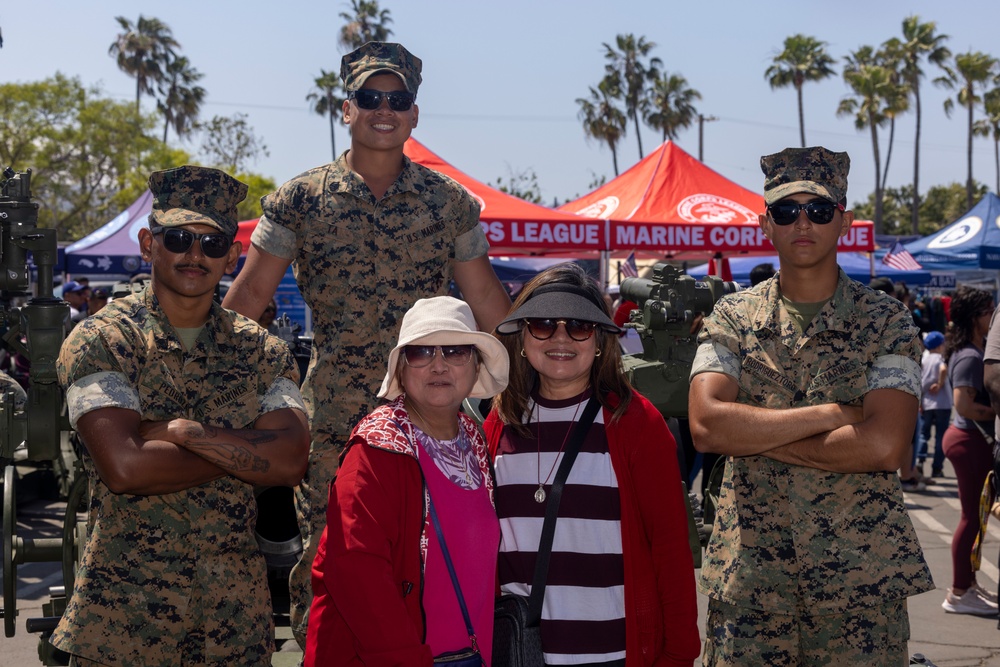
[3,464,17,637]
[61,472,88,598]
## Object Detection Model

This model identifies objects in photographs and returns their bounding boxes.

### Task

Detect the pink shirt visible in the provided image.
[419,440,499,664]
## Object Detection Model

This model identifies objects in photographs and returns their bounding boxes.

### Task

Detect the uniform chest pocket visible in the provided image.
[202,384,261,430]
[401,221,450,266]
[740,353,800,407]
[807,361,868,405]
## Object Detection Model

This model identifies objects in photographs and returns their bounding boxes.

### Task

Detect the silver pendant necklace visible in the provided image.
[534,398,584,503]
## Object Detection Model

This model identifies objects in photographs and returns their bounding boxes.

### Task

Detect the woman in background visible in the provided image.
[941,286,998,617]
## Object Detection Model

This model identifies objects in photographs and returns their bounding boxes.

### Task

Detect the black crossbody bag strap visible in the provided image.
[526,395,601,626]
[428,496,481,655]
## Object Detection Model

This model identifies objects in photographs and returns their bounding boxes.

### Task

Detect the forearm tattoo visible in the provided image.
[179,423,272,473]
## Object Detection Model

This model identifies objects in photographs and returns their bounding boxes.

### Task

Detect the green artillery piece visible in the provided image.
[0,166,79,665]
[620,262,739,566]
[620,262,739,419]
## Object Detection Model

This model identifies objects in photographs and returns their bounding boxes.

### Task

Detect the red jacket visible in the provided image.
[484,390,701,667]
[304,397,494,667]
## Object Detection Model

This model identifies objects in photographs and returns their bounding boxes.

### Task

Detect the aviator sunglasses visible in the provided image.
[524,318,597,342]
[402,344,475,368]
[349,89,416,111]
[767,199,844,226]
[150,226,233,259]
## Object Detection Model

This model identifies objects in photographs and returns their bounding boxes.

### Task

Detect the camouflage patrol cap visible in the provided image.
[341,41,422,94]
[148,165,248,237]
[761,146,850,205]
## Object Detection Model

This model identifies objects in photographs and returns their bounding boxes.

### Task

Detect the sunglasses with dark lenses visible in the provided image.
[767,200,844,226]
[402,344,475,368]
[524,318,597,342]
[349,89,416,111]
[151,226,233,259]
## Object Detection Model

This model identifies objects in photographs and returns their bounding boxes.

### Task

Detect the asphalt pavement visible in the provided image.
[4,461,1000,666]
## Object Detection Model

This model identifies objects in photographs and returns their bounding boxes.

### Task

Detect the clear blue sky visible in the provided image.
[5,0,1000,213]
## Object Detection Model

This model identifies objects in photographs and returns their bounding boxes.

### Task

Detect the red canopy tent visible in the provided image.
[559,141,873,257]
[403,138,603,254]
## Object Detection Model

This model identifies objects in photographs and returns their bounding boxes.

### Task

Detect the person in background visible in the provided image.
[257,298,278,332]
[51,165,311,665]
[487,263,700,667]
[941,286,998,616]
[690,146,932,665]
[86,287,109,316]
[61,280,90,329]
[305,296,508,665]
[221,41,510,645]
[748,262,775,287]
[920,331,951,479]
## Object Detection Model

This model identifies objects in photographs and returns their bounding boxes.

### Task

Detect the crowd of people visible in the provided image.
[34,38,1000,667]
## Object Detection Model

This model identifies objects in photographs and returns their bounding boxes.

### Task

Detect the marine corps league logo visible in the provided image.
[573,196,620,219]
[677,194,756,224]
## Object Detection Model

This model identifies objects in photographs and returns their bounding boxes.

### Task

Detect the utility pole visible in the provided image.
[698,114,718,161]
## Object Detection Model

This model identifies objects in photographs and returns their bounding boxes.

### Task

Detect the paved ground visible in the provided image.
[4,461,1000,666]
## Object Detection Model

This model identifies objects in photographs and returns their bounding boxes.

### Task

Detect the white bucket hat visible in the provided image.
[377,296,509,400]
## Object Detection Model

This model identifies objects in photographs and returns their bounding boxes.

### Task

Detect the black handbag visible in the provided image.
[492,397,600,667]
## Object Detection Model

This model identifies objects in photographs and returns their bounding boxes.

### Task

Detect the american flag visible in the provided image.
[882,241,923,271]
[620,251,639,279]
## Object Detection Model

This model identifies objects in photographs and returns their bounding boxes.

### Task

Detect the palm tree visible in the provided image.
[886,16,950,233]
[942,51,1000,210]
[339,0,394,51]
[307,70,347,161]
[765,34,837,147]
[602,33,662,159]
[108,15,179,114]
[643,72,701,143]
[870,45,910,193]
[974,87,1000,194]
[157,56,205,144]
[838,62,900,234]
[576,75,628,176]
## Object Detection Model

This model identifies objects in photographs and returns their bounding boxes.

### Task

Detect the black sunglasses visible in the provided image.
[524,318,596,342]
[402,344,475,368]
[151,226,233,259]
[349,89,416,111]
[767,200,844,226]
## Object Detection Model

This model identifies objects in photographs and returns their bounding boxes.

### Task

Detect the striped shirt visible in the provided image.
[494,390,625,664]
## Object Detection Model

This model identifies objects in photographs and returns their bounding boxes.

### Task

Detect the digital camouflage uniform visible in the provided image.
[252,152,487,643]
[52,287,305,666]
[690,270,934,663]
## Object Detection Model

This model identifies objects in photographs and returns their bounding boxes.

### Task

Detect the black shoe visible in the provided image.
[931,467,944,478]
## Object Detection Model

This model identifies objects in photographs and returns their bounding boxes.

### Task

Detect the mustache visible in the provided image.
[175,262,211,273]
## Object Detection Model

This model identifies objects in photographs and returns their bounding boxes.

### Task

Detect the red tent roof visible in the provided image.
[404,138,603,254]
[559,141,873,256]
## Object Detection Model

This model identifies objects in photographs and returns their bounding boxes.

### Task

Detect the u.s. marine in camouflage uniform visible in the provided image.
[689,147,932,666]
[222,42,511,646]
[52,166,310,666]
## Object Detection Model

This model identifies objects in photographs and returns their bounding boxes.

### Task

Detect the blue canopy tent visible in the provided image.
[687,252,932,287]
[904,193,1000,271]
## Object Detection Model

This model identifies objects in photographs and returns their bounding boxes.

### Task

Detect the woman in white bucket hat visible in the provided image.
[305,296,508,666]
